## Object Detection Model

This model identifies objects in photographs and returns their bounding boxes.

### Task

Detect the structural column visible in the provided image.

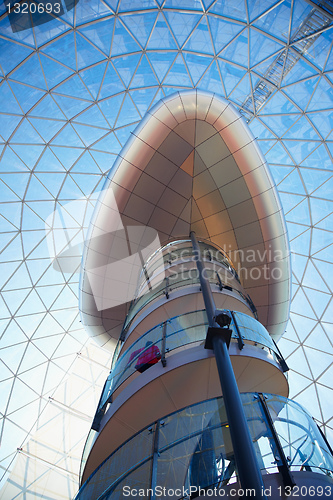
[190,231,267,499]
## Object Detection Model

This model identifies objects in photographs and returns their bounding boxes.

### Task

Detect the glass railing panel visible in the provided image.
[76,394,333,500]
[101,459,152,500]
[231,312,276,352]
[265,395,333,476]
[78,424,154,500]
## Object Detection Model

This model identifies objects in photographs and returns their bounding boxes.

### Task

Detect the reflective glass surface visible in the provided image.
[0,1,333,497]
[76,394,333,500]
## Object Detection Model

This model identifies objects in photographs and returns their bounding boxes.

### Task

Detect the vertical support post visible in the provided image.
[161,322,167,367]
[150,420,160,500]
[230,310,245,350]
[190,231,267,499]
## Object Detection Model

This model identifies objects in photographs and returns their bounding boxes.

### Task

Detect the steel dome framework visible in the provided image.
[0,0,332,498]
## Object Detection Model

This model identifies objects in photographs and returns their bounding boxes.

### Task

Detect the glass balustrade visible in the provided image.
[76,394,333,500]
[100,311,285,411]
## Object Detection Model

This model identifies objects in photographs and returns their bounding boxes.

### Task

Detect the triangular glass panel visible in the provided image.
[70,174,101,197]
[164,11,202,48]
[11,119,44,144]
[130,87,158,116]
[313,212,333,231]
[146,13,177,50]
[75,33,105,70]
[0,115,22,142]
[259,90,300,115]
[282,57,318,86]
[309,198,333,226]
[112,54,141,87]
[249,118,275,139]
[115,94,141,127]
[283,115,321,140]
[208,16,243,55]
[34,147,66,172]
[279,192,304,214]
[250,30,284,67]
[10,53,47,90]
[253,1,292,42]
[72,123,109,147]
[79,62,107,100]
[0,179,20,202]
[286,197,310,225]
[300,144,332,171]
[283,139,319,164]
[260,115,299,137]
[303,345,332,379]
[55,74,92,100]
[302,31,332,71]
[0,146,30,172]
[17,341,48,374]
[287,370,312,399]
[58,175,85,200]
[52,94,92,120]
[33,11,71,46]
[147,52,177,83]
[183,53,212,86]
[220,29,249,68]
[75,0,112,26]
[265,141,293,165]
[51,123,85,147]
[99,63,126,100]
[32,334,64,360]
[35,172,66,198]
[283,76,320,110]
[325,40,333,71]
[247,0,280,23]
[199,60,224,95]
[307,77,333,112]
[0,81,23,114]
[209,0,246,21]
[118,0,157,11]
[316,384,333,423]
[41,32,76,70]
[163,54,192,87]
[269,165,295,186]
[98,94,124,126]
[11,145,44,170]
[0,262,22,291]
[312,177,333,201]
[1,173,30,200]
[278,169,305,195]
[0,38,33,75]
[277,337,299,358]
[122,11,158,48]
[313,258,333,292]
[25,176,55,202]
[0,343,27,374]
[290,0,312,41]
[229,74,252,105]
[6,378,40,415]
[286,346,313,380]
[111,18,142,56]
[30,94,65,120]
[303,259,330,293]
[79,18,115,56]
[129,54,159,88]
[184,17,215,56]
[39,53,74,90]
[73,104,109,129]
[114,123,136,146]
[28,118,66,144]
[51,146,85,170]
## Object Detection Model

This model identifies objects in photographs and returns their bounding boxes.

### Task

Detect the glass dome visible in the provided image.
[0,0,332,497]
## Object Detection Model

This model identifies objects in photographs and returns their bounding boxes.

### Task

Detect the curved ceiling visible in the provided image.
[0,0,332,498]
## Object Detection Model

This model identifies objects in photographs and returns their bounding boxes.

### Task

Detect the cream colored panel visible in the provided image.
[145,151,179,184]
[149,206,177,234]
[136,114,171,149]
[191,198,202,222]
[168,167,193,198]
[234,220,263,248]
[220,118,251,154]
[205,95,229,125]
[158,188,188,217]
[252,185,280,219]
[219,177,251,208]
[213,100,236,129]
[190,219,209,239]
[133,172,166,204]
[209,156,241,188]
[121,137,155,169]
[112,160,142,191]
[164,94,187,123]
[180,199,191,222]
[195,120,217,146]
[180,92,197,119]
[232,141,264,175]
[196,92,214,120]
[172,218,190,237]
[123,193,155,224]
[195,132,229,168]
[195,188,226,217]
[228,199,258,229]
[260,212,286,241]
[205,210,233,237]
[193,169,216,199]
[245,164,274,197]
[151,102,179,129]
[193,150,206,175]
[158,130,194,166]
[174,119,196,147]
